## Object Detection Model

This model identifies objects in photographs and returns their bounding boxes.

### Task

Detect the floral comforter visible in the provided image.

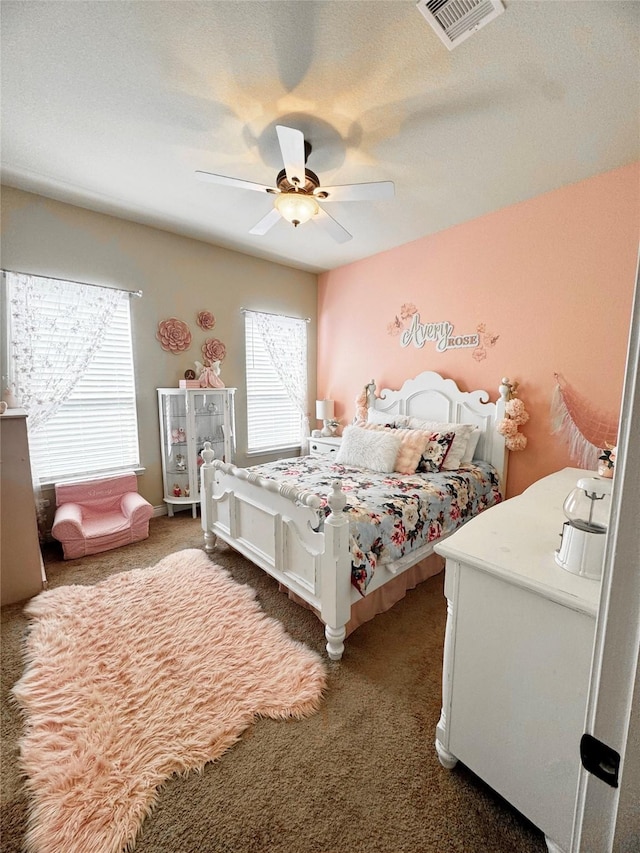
[247,457,502,595]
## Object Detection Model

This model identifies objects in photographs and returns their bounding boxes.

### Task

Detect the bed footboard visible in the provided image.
[200,444,351,660]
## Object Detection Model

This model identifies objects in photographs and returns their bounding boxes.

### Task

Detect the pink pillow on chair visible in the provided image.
[52,472,154,560]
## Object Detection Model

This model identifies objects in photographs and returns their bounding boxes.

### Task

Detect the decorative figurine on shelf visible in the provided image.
[171,428,181,444]
[177,427,186,443]
[175,453,186,471]
[172,483,182,497]
[184,485,190,498]
[321,417,341,437]
[195,359,225,389]
[598,444,617,478]
[3,386,20,409]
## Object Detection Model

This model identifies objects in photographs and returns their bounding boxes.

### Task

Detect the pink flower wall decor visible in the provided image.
[387,317,403,336]
[202,337,226,363]
[386,305,416,337]
[399,303,417,321]
[156,318,192,354]
[471,322,499,362]
[197,311,216,331]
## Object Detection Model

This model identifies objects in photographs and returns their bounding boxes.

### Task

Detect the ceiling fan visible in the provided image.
[195,125,394,243]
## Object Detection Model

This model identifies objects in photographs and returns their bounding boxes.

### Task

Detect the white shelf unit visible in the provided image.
[157,388,236,517]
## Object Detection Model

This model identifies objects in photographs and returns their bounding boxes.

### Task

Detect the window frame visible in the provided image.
[3,271,142,485]
[244,311,308,455]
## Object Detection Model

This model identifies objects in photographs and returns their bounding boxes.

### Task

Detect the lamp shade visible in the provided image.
[316,399,335,421]
[275,192,319,226]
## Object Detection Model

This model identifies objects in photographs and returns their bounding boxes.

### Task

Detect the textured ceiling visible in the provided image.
[2,1,639,273]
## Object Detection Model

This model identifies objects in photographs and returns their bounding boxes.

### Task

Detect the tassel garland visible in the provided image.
[550,373,619,469]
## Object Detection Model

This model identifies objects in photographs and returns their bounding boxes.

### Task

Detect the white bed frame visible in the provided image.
[201,372,511,660]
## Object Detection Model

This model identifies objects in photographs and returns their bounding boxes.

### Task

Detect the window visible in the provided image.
[244,311,308,453]
[4,272,140,483]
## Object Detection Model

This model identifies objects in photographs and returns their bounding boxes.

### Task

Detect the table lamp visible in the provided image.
[316,399,336,437]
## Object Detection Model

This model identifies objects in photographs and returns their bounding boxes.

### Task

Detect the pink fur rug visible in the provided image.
[12,549,326,853]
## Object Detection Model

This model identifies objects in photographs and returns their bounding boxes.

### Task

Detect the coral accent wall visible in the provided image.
[318,164,639,497]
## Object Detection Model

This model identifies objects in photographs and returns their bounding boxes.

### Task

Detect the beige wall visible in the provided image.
[1,186,317,512]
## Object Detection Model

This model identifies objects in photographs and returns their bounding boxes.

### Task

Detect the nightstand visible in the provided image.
[309,436,342,458]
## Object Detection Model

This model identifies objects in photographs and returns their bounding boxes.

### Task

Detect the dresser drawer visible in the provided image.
[309,437,341,458]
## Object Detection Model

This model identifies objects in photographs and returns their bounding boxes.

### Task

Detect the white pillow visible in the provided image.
[367,408,398,427]
[406,418,475,469]
[362,424,455,474]
[393,414,411,428]
[461,427,481,463]
[336,425,402,473]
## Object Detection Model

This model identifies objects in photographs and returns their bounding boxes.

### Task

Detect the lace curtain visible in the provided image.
[5,272,126,531]
[252,311,310,453]
[6,272,125,433]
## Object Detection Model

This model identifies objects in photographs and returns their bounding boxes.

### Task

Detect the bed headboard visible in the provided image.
[366,371,510,488]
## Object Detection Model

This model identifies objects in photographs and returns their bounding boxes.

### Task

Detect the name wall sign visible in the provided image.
[400,312,479,352]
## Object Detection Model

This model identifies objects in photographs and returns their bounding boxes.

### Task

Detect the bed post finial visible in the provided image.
[495,379,512,497]
[327,480,347,516]
[201,441,215,465]
[499,377,512,402]
[322,480,350,661]
[354,379,377,424]
[200,441,218,551]
[366,379,376,410]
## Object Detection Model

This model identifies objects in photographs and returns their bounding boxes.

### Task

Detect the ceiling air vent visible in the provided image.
[416,0,505,50]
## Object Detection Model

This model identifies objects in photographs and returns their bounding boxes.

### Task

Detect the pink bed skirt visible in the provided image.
[280,552,445,637]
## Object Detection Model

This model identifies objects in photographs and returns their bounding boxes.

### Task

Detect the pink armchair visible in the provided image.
[51,472,154,559]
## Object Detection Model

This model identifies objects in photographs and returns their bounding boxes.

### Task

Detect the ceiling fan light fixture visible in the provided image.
[274,191,319,227]
[197,125,392,241]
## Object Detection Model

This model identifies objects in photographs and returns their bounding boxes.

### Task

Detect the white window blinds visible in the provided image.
[244,311,308,453]
[5,272,140,483]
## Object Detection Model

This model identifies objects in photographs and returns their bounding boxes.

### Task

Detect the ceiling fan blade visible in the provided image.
[276,125,306,188]
[195,170,275,194]
[311,207,352,243]
[315,181,395,203]
[249,207,282,236]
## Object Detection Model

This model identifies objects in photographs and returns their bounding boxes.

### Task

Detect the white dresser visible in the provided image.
[0,410,47,605]
[434,468,602,853]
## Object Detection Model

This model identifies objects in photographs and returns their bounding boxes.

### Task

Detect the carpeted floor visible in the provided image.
[1,514,547,853]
